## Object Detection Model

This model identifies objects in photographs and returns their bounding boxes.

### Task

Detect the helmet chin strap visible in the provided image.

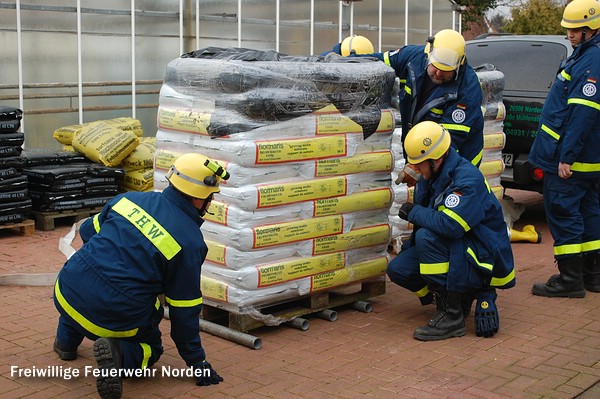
[193,196,213,217]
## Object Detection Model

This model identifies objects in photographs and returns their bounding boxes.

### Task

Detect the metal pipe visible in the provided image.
[16,0,24,131]
[351,300,372,313]
[163,306,262,350]
[286,317,310,331]
[237,0,242,47]
[404,0,409,46]
[77,0,83,123]
[0,80,162,89]
[275,0,280,52]
[310,0,314,55]
[21,103,158,115]
[131,0,136,119]
[199,319,262,350]
[378,0,382,52]
[314,309,338,322]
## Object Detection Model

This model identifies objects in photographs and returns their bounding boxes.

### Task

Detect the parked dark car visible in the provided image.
[466,34,573,192]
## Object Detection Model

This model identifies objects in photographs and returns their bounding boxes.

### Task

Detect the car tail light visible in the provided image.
[532,167,544,181]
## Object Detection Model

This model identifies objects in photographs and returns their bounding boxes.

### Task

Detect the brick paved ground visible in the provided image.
[1,190,599,399]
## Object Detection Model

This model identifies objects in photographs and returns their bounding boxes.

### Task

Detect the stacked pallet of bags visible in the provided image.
[53,117,156,192]
[388,67,507,252]
[0,106,31,223]
[478,67,506,199]
[155,48,398,320]
[21,150,124,212]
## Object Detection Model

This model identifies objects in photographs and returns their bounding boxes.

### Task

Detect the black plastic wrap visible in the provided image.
[163,48,396,138]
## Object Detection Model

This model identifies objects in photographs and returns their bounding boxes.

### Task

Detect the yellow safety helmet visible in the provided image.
[340,35,374,56]
[405,121,451,164]
[424,29,466,72]
[166,153,229,199]
[561,0,600,30]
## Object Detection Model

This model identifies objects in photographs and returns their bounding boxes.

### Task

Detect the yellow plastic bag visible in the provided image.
[72,120,139,167]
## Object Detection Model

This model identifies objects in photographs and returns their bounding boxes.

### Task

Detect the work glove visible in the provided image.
[194,360,224,386]
[395,164,422,187]
[398,202,415,221]
[474,289,499,338]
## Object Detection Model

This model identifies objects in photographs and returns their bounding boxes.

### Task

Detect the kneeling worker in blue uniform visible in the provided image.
[53,153,226,398]
[387,121,516,340]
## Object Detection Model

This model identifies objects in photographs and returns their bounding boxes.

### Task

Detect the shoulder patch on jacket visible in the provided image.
[445,193,461,208]
[583,82,597,97]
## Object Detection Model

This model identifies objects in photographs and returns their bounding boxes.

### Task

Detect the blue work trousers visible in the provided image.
[543,173,600,259]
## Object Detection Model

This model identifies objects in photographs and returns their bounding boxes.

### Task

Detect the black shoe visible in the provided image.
[53,338,77,361]
[93,338,123,399]
[532,274,586,298]
[584,282,600,292]
[413,292,466,341]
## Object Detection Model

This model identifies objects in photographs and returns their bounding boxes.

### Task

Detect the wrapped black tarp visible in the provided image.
[164,47,396,138]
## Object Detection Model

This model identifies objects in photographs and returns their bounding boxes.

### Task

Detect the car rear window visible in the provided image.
[466,40,569,92]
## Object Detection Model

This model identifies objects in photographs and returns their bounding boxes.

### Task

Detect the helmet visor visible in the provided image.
[428,47,460,72]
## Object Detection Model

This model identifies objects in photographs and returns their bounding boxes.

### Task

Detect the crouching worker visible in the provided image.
[53,153,226,398]
[387,121,516,341]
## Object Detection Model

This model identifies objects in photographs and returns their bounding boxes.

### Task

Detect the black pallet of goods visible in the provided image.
[0,219,35,236]
[201,279,386,333]
[30,207,103,231]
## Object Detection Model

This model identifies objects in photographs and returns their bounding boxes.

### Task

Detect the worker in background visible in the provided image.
[320,34,374,56]
[53,153,226,399]
[529,0,600,298]
[387,121,515,340]
[342,29,484,168]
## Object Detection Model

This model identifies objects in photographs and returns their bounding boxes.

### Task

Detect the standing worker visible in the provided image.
[387,121,515,340]
[529,0,600,298]
[53,153,226,399]
[337,29,484,168]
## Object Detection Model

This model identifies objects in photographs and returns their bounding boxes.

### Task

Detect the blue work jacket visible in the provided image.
[529,34,600,178]
[359,45,484,166]
[406,150,515,291]
[54,185,208,366]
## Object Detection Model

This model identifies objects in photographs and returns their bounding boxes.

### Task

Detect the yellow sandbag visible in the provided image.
[122,167,154,191]
[120,137,157,171]
[53,117,142,145]
[54,124,85,145]
[103,117,144,137]
[73,120,139,167]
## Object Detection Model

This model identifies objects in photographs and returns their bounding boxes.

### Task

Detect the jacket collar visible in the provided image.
[162,185,203,227]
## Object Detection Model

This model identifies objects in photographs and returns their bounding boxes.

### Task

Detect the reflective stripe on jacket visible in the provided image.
[529,34,600,178]
[408,150,516,290]
[57,185,207,366]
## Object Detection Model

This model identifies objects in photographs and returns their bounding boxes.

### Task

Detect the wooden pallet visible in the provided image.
[202,279,386,333]
[30,207,103,231]
[0,218,35,236]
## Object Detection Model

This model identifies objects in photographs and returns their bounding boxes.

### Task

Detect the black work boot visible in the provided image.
[53,338,77,361]
[532,256,586,298]
[413,291,466,341]
[93,338,123,399]
[419,290,434,306]
[583,252,600,292]
[461,290,477,317]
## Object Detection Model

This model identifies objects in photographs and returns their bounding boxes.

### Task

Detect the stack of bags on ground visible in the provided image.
[0,106,31,224]
[53,117,156,193]
[388,68,507,251]
[21,150,123,212]
[155,48,398,320]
